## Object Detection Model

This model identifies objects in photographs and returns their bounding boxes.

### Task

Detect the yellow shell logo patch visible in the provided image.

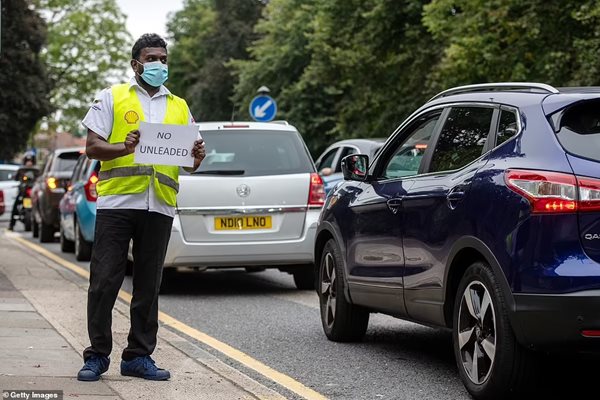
[124,110,139,124]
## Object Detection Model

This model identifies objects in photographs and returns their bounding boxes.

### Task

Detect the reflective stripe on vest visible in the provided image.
[98,166,154,180]
[96,83,189,206]
[99,167,179,192]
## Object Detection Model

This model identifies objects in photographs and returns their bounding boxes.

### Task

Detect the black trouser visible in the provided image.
[83,209,173,361]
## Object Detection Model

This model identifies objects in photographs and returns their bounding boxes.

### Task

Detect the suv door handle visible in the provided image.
[386,198,403,214]
[446,190,465,210]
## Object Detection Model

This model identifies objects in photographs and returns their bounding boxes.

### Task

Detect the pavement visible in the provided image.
[0,230,286,400]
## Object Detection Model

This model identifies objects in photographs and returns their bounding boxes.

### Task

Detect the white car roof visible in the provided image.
[0,164,20,171]
[196,121,299,133]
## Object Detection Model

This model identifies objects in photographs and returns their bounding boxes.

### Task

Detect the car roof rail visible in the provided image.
[428,82,560,102]
[268,120,289,125]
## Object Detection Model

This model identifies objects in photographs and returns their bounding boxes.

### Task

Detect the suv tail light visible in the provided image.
[308,172,325,207]
[505,169,600,213]
[84,172,99,202]
[0,190,4,216]
[577,177,600,212]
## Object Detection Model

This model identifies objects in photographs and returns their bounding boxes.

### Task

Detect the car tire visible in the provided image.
[24,218,32,232]
[74,220,92,261]
[292,267,315,290]
[32,213,39,238]
[40,220,54,243]
[319,239,369,342]
[59,223,74,253]
[453,261,538,399]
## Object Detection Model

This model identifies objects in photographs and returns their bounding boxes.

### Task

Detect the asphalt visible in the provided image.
[0,229,285,400]
[4,221,600,400]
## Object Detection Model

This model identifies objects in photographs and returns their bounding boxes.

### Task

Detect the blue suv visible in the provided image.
[314,83,600,399]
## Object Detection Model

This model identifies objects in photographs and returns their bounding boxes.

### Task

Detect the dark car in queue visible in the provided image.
[314,83,600,399]
[59,154,99,261]
[32,147,83,242]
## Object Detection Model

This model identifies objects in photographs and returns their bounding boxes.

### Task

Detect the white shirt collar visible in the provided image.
[128,76,172,98]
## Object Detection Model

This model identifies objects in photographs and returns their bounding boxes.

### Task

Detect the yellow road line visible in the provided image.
[11,235,327,400]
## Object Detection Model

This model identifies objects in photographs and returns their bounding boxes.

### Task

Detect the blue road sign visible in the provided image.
[249,95,277,122]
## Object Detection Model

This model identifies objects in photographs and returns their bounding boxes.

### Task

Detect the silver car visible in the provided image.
[164,121,324,289]
[0,165,20,222]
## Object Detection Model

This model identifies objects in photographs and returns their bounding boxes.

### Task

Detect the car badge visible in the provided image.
[236,184,251,197]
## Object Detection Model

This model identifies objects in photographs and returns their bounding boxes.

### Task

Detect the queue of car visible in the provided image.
[9,82,600,399]
[24,121,328,289]
[0,164,20,222]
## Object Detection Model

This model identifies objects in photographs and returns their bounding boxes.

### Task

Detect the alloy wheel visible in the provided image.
[457,280,497,385]
[321,252,337,329]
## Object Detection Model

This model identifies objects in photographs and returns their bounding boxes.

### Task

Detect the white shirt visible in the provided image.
[82,77,195,218]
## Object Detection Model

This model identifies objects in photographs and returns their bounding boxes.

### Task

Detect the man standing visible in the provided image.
[77,34,205,381]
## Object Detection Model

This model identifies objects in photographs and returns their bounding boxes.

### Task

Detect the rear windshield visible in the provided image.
[0,168,17,181]
[557,100,600,161]
[192,129,313,176]
[54,151,81,172]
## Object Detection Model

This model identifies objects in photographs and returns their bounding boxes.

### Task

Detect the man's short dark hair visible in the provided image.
[131,34,167,60]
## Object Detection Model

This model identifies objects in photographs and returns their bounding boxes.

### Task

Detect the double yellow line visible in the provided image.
[12,235,327,400]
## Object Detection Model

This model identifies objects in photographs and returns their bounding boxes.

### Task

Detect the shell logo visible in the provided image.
[124,110,139,124]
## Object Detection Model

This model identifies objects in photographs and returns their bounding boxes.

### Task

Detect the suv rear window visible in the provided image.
[557,100,600,162]
[54,151,81,172]
[193,129,313,176]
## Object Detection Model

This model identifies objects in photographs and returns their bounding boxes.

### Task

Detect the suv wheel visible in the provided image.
[60,223,74,253]
[319,239,369,342]
[40,220,54,243]
[74,220,92,261]
[454,261,538,399]
[292,267,315,290]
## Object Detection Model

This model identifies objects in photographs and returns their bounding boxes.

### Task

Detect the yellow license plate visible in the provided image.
[22,198,32,208]
[214,215,272,230]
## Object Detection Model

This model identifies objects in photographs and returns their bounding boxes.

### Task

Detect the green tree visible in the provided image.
[305,0,441,147]
[571,1,600,85]
[167,0,264,121]
[233,0,440,155]
[0,0,52,160]
[231,0,321,135]
[422,0,591,88]
[38,0,131,133]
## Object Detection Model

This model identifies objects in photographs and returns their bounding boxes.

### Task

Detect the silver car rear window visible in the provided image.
[193,129,313,176]
[0,168,17,181]
[54,152,81,172]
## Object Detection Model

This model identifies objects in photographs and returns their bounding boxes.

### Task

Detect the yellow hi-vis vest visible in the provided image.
[96,83,189,207]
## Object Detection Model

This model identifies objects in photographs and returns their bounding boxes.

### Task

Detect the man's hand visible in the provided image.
[185,139,206,172]
[124,130,140,154]
[191,139,206,162]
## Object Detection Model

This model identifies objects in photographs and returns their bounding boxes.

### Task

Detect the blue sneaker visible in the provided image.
[120,356,170,381]
[77,356,110,381]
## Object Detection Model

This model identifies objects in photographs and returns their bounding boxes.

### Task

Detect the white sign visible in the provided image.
[134,121,199,167]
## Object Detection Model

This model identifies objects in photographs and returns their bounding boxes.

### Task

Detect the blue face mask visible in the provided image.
[137,61,168,87]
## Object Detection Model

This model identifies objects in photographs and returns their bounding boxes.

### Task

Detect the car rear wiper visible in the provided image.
[192,170,245,175]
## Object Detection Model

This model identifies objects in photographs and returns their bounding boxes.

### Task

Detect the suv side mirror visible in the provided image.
[342,154,369,181]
